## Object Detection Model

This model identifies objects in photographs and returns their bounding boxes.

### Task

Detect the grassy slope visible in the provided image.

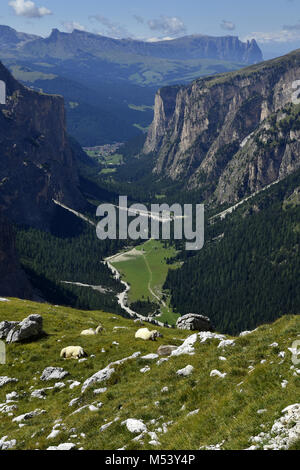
[111,240,180,324]
[0,299,299,450]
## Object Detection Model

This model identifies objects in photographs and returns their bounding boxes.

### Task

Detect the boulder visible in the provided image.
[40,367,69,382]
[176,365,194,377]
[157,345,178,357]
[2,315,44,343]
[0,321,18,340]
[176,314,214,332]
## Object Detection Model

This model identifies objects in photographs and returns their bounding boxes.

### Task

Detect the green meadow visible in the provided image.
[110,240,180,325]
[0,298,299,450]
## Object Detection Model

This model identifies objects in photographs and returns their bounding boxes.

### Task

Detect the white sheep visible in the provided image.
[81,324,103,336]
[60,346,87,359]
[135,328,160,341]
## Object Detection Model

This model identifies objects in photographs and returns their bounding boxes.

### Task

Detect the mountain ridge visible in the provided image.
[0,25,262,64]
[144,48,300,203]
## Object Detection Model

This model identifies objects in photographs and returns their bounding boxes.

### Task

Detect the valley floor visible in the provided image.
[0,299,299,450]
[108,239,181,325]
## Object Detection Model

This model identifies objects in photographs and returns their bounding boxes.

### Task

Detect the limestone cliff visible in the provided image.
[144,50,300,203]
[0,60,85,229]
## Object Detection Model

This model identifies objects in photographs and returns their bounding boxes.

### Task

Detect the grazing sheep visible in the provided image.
[81,324,103,336]
[60,346,87,360]
[81,328,96,336]
[135,328,161,341]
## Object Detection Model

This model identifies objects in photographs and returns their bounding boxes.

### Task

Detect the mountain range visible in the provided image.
[0,25,263,146]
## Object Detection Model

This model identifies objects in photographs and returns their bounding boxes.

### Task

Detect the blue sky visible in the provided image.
[2,0,300,58]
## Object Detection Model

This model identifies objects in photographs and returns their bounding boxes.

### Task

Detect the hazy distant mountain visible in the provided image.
[0,25,39,51]
[0,25,263,146]
[18,29,262,64]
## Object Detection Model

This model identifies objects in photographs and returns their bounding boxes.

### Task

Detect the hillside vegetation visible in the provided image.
[0,299,299,450]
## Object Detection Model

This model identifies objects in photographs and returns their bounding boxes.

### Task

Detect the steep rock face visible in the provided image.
[0,213,32,299]
[144,50,300,203]
[0,61,85,228]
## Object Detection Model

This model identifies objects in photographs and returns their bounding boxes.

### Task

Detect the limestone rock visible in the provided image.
[157,345,178,356]
[6,315,44,343]
[40,367,69,382]
[122,419,147,434]
[176,365,194,377]
[176,314,214,332]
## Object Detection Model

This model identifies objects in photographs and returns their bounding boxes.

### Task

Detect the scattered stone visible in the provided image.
[257,409,268,415]
[281,380,288,389]
[122,419,147,434]
[54,382,66,389]
[31,389,49,400]
[247,403,300,450]
[176,365,194,377]
[157,345,178,357]
[140,366,150,374]
[176,314,214,332]
[269,342,279,348]
[81,352,140,393]
[210,370,227,379]
[0,377,18,388]
[171,334,197,357]
[40,367,69,382]
[218,339,235,349]
[198,331,226,343]
[47,430,60,440]
[100,417,119,432]
[69,398,80,407]
[141,353,159,360]
[187,409,199,417]
[0,436,16,450]
[199,441,225,450]
[6,392,19,401]
[13,409,46,423]
[47,443,76,451]
[94,388,107,395]
[161,387,169,393]
[69,381,81,390]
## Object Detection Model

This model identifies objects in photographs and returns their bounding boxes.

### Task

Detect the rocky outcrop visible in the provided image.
[0,314,44,343]
[144,49,300,204]
[0,213,32,299]
[176,314,214,332]
[0,60,85,229]
[40,367,69,382]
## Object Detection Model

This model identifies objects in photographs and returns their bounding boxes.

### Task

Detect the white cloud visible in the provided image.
[62,21,86,33]
[147,16,186,37]
[9,0,52,18]
[146,36,174,43]
[220,20,236,31]
[244,25,300,44]
[89,15,132,39]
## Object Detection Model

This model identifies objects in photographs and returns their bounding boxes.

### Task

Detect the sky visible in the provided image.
[1,0,300,58]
